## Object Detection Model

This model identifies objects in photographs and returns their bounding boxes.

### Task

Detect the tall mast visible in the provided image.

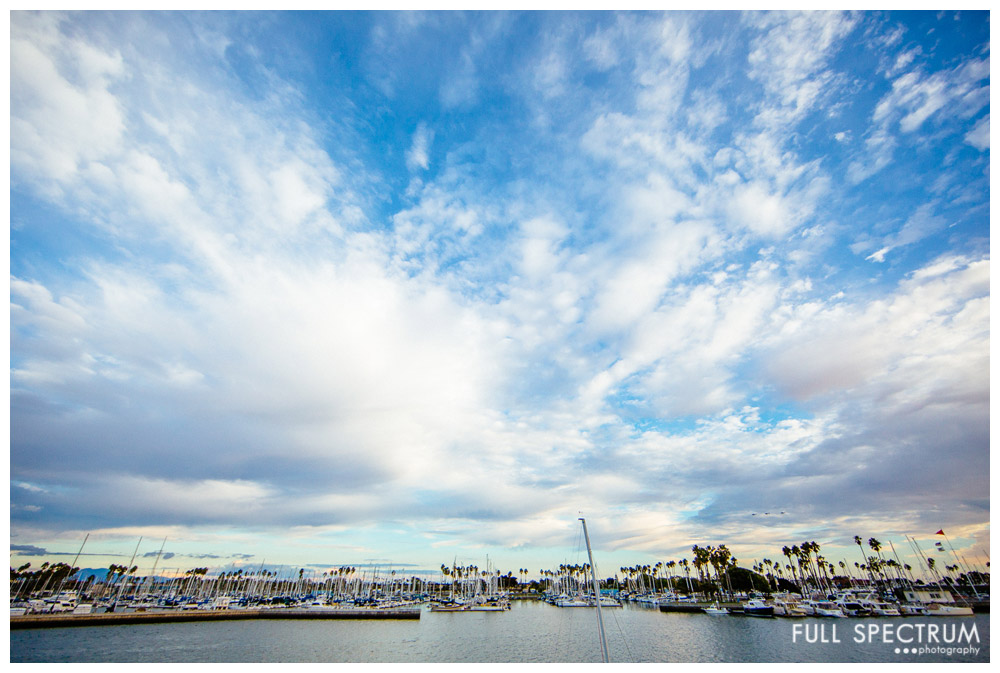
[909,535,943,585]
[69,533,89,577]
[940,531,981,599]
[114,536,142,608]
[580,517,609,663]
[144,537,167,596]
[888,540,915,590]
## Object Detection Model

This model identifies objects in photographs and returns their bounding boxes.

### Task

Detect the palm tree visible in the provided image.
[780,546,796,591]
[674,559,689,594]
[806,542,827,592]
[692,545,712,590]
[707,545,732,599]
[869,538,893,589]
[854,536,876,588]
[790,545,806,591]
[665,560,677,595]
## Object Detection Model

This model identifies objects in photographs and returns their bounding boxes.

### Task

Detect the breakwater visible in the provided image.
[10,607,421,630]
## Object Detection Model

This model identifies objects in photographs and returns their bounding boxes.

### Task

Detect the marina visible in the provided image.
[10,600,989,663]
[9,527,989,662]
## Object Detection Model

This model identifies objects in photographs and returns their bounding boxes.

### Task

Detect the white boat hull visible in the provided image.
[926,604,974,616]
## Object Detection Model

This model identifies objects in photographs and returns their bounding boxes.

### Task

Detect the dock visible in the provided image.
[10,607,422,630]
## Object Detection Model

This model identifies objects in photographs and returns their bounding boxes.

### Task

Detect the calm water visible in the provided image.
[11,602,990,663]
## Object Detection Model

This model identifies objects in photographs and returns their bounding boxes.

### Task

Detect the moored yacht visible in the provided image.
[555,595,591,607]
[772,596,808,617]
[588,595,622,608]
[467,595,511,611]
[741,598,774,617]
[429,602,468,612]
[466,603,509,611]
[925,603,974,616]
[864,600,901,616]
[809,601,846,617]
[834,598,869,617]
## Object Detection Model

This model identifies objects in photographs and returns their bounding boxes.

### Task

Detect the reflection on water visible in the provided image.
[10,601,990,663]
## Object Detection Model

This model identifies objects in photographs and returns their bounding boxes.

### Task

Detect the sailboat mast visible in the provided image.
[69,533,89,576]
[940,532,981,599]
[145,537,167,596]
[55,533,90,597]
[888,540,915,590]
[113,536,142,608]
[579,517,609,663]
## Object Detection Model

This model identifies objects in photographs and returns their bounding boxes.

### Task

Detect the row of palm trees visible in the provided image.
[528,536,988,601]
[10,562,81,599]
[744,538,914,595]
[617,560,696,595]
[12,563,379,604]
[439,564,521,599]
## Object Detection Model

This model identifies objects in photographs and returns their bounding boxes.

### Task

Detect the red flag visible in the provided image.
[936,530,945,535]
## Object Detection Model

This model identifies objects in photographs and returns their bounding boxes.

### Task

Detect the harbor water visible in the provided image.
[10,601,989,663]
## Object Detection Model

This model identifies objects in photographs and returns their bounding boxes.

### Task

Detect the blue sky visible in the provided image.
[9,10,990,579]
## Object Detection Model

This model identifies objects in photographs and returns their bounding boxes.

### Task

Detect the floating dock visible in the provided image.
[10,608,421,629]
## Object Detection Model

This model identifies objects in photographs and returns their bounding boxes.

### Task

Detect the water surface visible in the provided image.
[11,601,989,663]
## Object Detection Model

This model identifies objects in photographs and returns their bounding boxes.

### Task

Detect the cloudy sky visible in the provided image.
[10,10,990,578]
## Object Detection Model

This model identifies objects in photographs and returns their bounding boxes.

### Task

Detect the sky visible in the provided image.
[8,10,991,580]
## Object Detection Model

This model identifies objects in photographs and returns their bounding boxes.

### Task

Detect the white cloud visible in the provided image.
[10,13,127,195]
[10,12,989,569]
[588,219,713,334]
[518,216,567,279]
[727,181,797,237]
[852,53,989,182]
[406,122,434,172]
[760,255,987,402]
[846,128,896,184]
[862,202,950,262]
[582,22,622,71]
[533,47,569,99]
[964,114,989,150]
[745,11,858,129]
[651,14,693,65]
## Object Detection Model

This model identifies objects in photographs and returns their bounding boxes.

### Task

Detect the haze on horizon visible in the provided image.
[9,10,990,577]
